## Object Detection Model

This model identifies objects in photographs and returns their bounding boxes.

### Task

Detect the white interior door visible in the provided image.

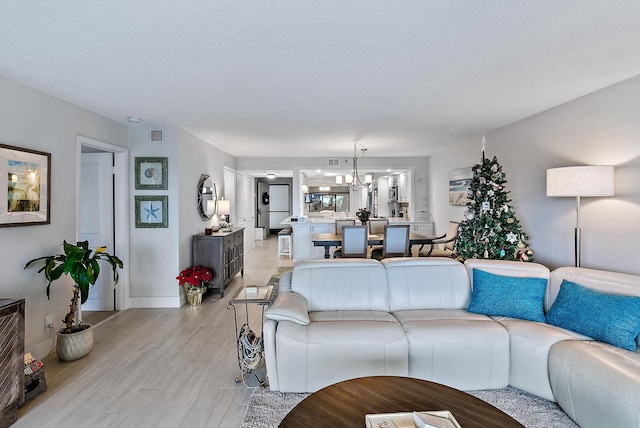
[236,172,246,226]
[238,173,256,252]
[80,152,115,310]
[223,167,236,222]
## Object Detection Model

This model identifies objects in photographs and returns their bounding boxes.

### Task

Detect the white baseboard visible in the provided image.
[128,296,181,308]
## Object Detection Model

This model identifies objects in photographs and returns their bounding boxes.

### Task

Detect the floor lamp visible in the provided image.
[546,166,614,267]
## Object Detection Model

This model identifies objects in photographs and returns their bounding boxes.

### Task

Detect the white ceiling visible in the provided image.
[2,1,640,159]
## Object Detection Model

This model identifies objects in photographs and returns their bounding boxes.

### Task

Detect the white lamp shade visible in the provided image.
[206,200,216,215]
[345,174,353,184]
[217,199,231,215]
[364,174,373,184]
[547,166,614,197]
[335,176,343,185]
[301,184,309,194]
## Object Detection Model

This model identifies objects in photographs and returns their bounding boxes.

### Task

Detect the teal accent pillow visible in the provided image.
[546,280,640,351]
[467,269,547,322]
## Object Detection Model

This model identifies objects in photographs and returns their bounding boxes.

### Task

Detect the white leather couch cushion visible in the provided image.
[493,318,588,401]
[273,310,408,392]
[465,259,551,286]
[549,340,640,428]
[464,259,558,396]
[393,309,509,390]
[291,259,389,312]
[264,291,310,325]
[383,258,471,311]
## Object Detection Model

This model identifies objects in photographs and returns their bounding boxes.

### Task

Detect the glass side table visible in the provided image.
[227,285,274,385]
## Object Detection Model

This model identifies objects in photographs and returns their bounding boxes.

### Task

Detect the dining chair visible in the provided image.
[368,218,389,235]
[371,225,410,260]
[367,218,389,252]
[338,225,368,258]
[332,219,356,258]
[335,219,355,234]
[418,221,459,257]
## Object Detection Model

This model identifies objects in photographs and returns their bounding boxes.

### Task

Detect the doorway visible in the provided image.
[76,136,129,316]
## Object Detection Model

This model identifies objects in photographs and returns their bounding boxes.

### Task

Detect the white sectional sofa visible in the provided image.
[263,258,640,428]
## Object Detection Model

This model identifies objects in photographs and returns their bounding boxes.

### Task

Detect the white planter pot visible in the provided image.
[56,324,94,361]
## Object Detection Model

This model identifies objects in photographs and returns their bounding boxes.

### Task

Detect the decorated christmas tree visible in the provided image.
[455,149,534,262]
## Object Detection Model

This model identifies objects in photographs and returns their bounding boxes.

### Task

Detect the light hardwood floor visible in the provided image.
[17,235,294,428]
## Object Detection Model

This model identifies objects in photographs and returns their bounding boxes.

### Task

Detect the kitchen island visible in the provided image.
[281,216,434,261]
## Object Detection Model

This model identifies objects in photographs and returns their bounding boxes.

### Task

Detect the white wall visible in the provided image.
[177,129,235,303]
[127,126,180,307]
[0,75,127,358]
[430,74,640,274]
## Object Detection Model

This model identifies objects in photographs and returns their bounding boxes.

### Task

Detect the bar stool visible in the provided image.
[278,228,293,258]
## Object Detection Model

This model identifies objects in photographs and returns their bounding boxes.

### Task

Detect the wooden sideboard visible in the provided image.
[0,299,25,428]
[192,228,244,297]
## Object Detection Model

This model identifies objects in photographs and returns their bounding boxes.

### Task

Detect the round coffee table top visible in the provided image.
[279,376,524,428]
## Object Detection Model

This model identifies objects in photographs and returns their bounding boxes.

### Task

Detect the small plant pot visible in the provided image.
[56,324,94,361]
[185,287,204,305]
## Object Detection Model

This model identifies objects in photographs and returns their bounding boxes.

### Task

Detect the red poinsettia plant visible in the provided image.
[176,265,212,290]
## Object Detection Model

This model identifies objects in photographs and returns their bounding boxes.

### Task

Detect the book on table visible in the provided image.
[365,410,461,428]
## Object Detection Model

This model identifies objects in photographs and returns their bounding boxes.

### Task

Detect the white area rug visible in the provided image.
[241,385,579,427]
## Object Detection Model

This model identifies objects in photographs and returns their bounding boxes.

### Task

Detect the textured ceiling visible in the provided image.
[2,1,640,158]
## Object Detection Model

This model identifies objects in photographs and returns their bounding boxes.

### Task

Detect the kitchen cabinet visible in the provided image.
[411,222,434,236]
[398,172,411,203]
[0,299,25,428]
[192,228,244,297]
[287,222,331,261]
[377,177,390,217]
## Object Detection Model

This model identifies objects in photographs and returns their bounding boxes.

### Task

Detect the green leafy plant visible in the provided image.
[25,240,123,333]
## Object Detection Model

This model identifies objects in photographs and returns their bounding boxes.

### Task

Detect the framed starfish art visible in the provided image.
[135,195,168,228]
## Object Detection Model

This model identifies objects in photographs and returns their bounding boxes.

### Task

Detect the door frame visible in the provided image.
[75,135,130,311]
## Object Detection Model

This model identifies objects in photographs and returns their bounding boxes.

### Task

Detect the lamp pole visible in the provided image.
[574,195,581,267]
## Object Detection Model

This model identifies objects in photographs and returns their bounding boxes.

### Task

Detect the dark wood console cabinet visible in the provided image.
[0,299,25,428]
[192,228,244,297]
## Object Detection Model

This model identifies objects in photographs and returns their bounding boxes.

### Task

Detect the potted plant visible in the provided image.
[24,240,123,361]
[356,207,372,225]
[176,265,212,305]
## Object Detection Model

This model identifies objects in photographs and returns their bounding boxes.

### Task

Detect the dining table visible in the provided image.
[311,231,438,259]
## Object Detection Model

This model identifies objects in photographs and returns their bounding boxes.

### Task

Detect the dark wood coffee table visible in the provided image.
[279,376,524,427]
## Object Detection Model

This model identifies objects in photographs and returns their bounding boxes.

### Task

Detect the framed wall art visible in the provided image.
[135,195,168,228]
[449,167,473,206]
[135,157,168,190]
[0,143,51,227]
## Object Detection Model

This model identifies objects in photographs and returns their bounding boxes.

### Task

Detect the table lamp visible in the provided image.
[218,199,231,224]
[546,165,614,267]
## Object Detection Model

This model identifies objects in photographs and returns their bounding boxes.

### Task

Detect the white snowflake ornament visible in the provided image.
[506,232,518,244]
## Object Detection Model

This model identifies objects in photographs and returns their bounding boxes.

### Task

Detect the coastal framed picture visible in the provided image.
[449,167,473,206]
[0,143,51,227]
[135,157,168,190]
[135,195,168,228]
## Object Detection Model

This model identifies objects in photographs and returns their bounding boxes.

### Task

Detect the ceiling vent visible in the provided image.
[327,158,341,167]
[149,129,164,143]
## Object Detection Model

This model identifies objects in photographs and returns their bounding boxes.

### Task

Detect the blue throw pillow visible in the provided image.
[546,280,640,351]
[467,269,547,322]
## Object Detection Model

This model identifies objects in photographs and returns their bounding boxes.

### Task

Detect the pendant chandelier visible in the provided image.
[343,142,372,191]
[319,175,331,192]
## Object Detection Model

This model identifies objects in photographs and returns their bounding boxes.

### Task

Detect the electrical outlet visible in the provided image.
[45,314,54,330]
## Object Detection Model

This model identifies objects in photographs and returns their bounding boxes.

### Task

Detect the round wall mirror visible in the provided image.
[197,174,217,221]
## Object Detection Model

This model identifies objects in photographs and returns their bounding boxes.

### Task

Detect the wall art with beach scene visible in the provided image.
[0,143,51,227]
[449,167,472,206]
